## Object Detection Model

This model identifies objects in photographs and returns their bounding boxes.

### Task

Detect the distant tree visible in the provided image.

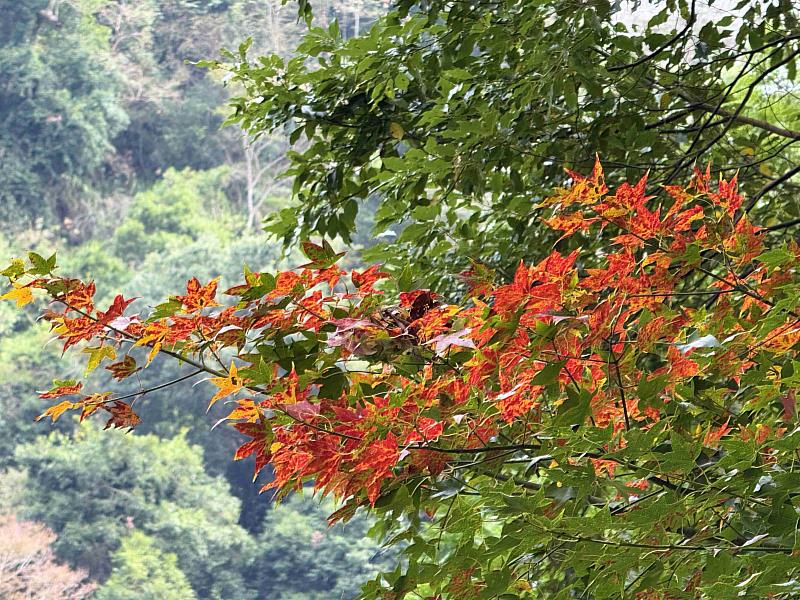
[111,166,234,260]
[235,129,289,230]
[253,494,394,599]
[0,0,128,233]
[94,531,196,600]
[0,325,73,470]
[0,513,95,600]
[14,427,254,598]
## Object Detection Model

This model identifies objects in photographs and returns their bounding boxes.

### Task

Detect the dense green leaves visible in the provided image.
[0,0,128,229]
[252,494,396,599]
[94,531,197,600]
[219,0,800,294]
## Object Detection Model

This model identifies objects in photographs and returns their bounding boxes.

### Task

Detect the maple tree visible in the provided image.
[0,513,95,600]
[5,162,800,596]
[213,0,800,296]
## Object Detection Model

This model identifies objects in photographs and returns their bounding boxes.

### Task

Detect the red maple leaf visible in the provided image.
[38,382,83,399]
[103,401,142,431]
[234,421,273,480]
[64,281,96,313]
[351,264,389,292]
[176,278,219,312]
[404,417,444,444]
[355,434,400,504]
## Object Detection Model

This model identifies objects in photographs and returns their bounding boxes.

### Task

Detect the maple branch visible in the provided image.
[474,466,541,492]
[664,48,762,183]
[111,369,205,403]
[660,52,800,150]
[279,408,365,442]
[675,33,800,77]
[609,343,630,431]
[765,215,800,232]
[554,533,793,554]
[693,102,800,141]
[744,163,800,213]
[417,446,718,500]
[414,442,542,454]
[644,106,702,131]
[480,467,611,505]
[196,330,228,372]
[693,264,787,314]
[627,290,735,297]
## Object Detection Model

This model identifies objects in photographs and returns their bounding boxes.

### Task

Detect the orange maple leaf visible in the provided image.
[64,281,96,312]
[36,400,76,423]
[355,434,400,504]
[177,277,220,312]
[267,271,303,300]
[272,369,306,406]
[208,362,244,409]
[133,321,170,364]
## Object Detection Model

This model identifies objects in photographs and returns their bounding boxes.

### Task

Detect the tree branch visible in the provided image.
[744,163,800,212]
[606,0,696,73]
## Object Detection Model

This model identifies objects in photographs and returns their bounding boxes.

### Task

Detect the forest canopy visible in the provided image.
[4,0,800,598]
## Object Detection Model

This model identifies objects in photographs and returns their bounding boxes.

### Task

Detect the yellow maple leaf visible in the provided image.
[133,322,169,365]
[208,362,243,410]
[36,400,76,423]
[1,284,33,308]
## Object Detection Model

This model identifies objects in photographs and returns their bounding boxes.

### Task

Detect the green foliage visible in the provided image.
[119,79,232,177]
[0,469,26,513]
[253,494,395,599]
[0,0,128,229]
[112,167,234,259]
[0,0,313,236]
[60,240,130,297]
[95,531,197,600]
[0,325,73,468]
[14,426,251,590]
[145,503,256,600]
[219,0,800,293]
[122,231,281,306]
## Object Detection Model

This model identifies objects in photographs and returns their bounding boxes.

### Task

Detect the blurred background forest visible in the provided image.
[0,1,392,598]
